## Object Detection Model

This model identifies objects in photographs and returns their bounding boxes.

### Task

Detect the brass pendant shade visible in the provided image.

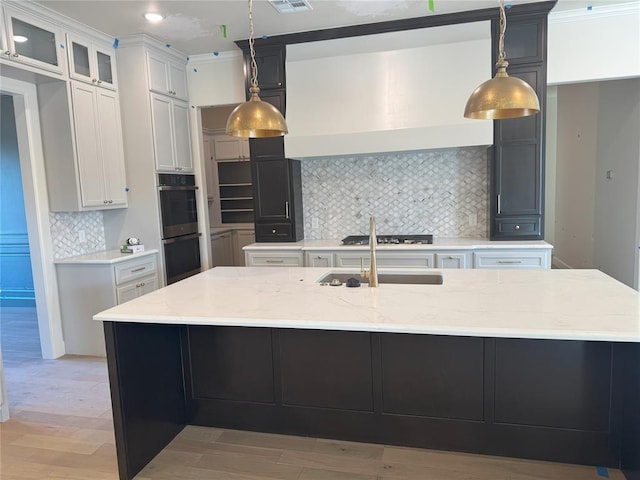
[464,0,540,120]
[226,0,288,138]
[464,61,540,119]
[226,86,288,138]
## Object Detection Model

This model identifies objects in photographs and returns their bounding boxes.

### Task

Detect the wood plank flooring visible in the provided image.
[0,306,626,479]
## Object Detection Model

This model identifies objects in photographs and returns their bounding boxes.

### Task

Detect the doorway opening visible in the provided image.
[1,94,42,363]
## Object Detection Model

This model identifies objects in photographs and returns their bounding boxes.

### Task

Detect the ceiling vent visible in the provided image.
[268,0,313,14]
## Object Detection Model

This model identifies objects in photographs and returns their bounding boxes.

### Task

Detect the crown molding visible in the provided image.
[187,51,243,65]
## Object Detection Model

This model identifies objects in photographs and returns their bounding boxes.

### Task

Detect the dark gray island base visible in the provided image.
[104,322,640,480]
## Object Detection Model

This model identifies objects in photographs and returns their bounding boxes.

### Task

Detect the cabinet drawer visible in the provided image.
[473,251,549,269]
[305,252,334,268]
[335,252,435,268]
[114,256,158,285]
[436,253,469,269]
[115,274,158,304]
[256,223,293,241]
[493,217,541,239]
[245,252,303,267]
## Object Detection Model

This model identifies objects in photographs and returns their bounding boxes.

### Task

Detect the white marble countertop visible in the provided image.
[54,249,159,265]
[243,239,553,251]
[94,266,640,343]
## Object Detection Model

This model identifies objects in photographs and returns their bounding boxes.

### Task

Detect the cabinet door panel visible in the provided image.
[95,48,116,89]
[138,275,158,296]
[381,334,484,420]
[71,82,105,207]
[116,282,139,305]
[435,253,467,269]
[496,142,541,216]
[172,101,192,171]
[69,38,91,80]
[150,94,175,171]
[169,62,188,100]
[495,339,612,431]
[214,137,243,160]
[189,326,275,403]
[5,10,64,73]
[96,89,127,205]
[253,159,290,220]
[147,52,170,94]
[498,68,541,141]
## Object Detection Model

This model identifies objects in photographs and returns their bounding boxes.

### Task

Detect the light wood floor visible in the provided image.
[1,306,624,479]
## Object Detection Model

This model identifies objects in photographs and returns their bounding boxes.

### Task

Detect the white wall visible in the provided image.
[548,3,640,85]
[187,52,245,107]
[593,78,640,287]
[552,82,599,269]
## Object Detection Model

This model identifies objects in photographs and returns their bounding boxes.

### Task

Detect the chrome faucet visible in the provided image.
[360,216,379,287]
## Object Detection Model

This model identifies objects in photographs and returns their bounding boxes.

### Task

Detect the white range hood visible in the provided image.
[284,22,493,159]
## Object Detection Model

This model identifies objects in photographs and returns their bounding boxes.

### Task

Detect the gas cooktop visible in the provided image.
[341,235,433,245]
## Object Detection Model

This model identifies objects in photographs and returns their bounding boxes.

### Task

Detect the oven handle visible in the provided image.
[162,233,201,245]
[158,185,199,191]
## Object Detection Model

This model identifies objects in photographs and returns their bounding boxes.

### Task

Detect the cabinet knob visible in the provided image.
[97,80,103,84]
[109,200,113,204]
[272,229,277,234]
[12,53,19,57]
[92,78,97,83]
[3,51,10,56]
[448,256,454,259]
[103,200,108,204]
[515,225,520,230]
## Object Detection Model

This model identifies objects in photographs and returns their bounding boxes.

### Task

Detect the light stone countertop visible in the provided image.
[54,249,159,265]
[243,239,553,251]
[94,266,640,343]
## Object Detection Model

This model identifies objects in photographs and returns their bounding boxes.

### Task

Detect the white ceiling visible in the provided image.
[35,0,636,55]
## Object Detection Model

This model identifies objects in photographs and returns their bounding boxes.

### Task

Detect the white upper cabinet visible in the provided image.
[71,82,127,208]
[67,33,117,90]
[150,93,193,172]
[147,51,188,100]
[213,136,250,160]
[0,6,66,75]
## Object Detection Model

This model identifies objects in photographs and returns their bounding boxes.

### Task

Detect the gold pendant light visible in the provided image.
[464,0,540,120]
[226,0,288,137]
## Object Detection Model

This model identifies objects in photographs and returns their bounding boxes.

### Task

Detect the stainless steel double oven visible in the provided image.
[158,174,201,285]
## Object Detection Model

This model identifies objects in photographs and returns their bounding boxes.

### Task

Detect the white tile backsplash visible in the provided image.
[49,212,106,259]
[301,147,489,239]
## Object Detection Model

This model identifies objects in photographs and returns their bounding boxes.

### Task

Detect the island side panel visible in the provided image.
[621,343,640,480]
[104,322,189,480]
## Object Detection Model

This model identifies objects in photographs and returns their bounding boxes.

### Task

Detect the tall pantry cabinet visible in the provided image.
[102,35,193,284]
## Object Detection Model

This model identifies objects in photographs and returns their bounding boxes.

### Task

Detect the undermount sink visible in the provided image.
[318,272,443,285]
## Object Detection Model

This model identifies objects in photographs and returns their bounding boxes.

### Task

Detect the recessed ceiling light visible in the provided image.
[13,35,28,43]
[144,12,164,23]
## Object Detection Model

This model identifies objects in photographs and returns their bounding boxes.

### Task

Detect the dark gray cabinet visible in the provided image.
[251,157,303,242]
[491,14,547,240]
[244,46,285,91]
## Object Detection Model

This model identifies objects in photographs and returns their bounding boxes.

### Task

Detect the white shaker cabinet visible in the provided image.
[67,33,117,90]
[147,51,188,101]
[71,82,128,208]
[435,252,470,269]
[213,135,250,160]
[55,251,159,356]
[0,5,66,76]
[211,231,234,267]
[150,93,193,172]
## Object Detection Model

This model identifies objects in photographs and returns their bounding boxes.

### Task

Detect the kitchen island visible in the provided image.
[95,267,640,480]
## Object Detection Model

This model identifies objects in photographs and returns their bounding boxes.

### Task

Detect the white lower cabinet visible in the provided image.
[435,252,470,269]
[473,249,551,269]
[233,229,255,266]
[305,252,334,268]
[335,251,435,268]
[211,232,234,267]
[55,252,158,356]
[245,251,304,267]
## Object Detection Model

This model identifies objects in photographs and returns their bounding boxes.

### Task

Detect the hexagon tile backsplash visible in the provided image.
[49,212,106,259]
[301,146,489,240]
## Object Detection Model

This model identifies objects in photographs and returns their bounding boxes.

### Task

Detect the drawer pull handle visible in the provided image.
[266,260,284,263]
[497,260,522,264]
[131,266,146,272]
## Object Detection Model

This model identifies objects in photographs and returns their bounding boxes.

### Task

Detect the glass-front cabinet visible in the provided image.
[67,33,117,89]
[0,7,65,75]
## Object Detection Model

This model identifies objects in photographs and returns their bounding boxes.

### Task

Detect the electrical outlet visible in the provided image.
[78,230,86,242]
[468,213,477,226]
[311,217,319,229]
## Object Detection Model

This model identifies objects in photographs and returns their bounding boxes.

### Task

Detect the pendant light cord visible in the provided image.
[497,0,507,64]
[248,0,259,88]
